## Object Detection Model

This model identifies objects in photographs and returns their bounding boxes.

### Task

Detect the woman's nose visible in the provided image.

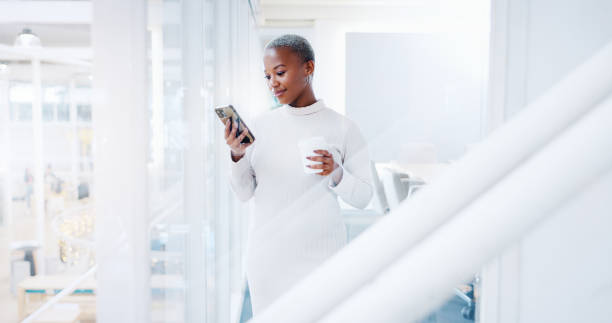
[268,76,280,88]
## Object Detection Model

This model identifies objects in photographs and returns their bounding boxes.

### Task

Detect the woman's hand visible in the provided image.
[225,119,252,161]
[307,150,339,176]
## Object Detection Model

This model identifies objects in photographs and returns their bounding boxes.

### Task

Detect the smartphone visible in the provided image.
[214,105,255,144]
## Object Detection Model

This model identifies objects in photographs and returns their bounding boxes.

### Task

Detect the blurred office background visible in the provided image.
[0,0,611,322]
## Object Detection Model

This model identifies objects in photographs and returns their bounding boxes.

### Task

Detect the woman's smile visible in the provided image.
[274,89,287,97]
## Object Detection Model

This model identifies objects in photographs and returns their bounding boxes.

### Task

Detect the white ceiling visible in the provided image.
[0,0,432,47]
[0,0,439,82]
[253,0,431,26]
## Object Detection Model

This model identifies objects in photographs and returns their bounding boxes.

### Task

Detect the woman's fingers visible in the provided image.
[307,156,332,165]
[313,149,331,157]
[307,162,332,176]
[237,127,249,142]
[306,162,331,176]
[230,121,238,137]
[225,120,236,145]
[307,163,326,169]
[227,121,241,145]
[307,152,336,176]
[224,119,231,138]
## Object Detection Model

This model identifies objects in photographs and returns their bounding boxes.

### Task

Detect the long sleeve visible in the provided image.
[329,121,373,209]
[229,148,256,201]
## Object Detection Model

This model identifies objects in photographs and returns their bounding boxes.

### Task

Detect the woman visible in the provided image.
[225,34,373,315]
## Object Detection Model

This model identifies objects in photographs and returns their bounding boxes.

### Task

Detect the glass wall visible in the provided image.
[144,0,265,322]
[0,57,94,322]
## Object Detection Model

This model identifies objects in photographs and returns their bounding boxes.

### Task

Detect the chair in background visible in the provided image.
[369,161,390,215]
[390,142,439,201]
[238,280,252,323]
[378,168,409,211]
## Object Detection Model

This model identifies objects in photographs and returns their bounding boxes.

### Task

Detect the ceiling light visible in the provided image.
[14,28,42,48]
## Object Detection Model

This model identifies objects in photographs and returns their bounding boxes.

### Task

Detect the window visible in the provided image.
[13,103,32,121]
[57,103,70,121]
[42,104,54,122]
[77,104,91,122]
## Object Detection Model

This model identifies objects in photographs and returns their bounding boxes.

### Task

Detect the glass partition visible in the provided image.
[1,61,94,322]
[145,0,264,322]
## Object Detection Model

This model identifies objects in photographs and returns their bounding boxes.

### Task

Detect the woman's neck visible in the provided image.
[289,86,317,108]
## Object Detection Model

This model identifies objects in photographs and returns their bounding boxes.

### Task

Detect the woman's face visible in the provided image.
[263,47,313,106]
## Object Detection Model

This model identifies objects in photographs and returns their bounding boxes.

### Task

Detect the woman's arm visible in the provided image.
[229,152,256,201]
[226,119,256,201]
[329,121,373,209]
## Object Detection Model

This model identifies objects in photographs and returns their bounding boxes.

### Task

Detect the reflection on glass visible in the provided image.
[42,104,54,121]
[77,104,92,123]
[57,103,70,122]
[2,65,94,321]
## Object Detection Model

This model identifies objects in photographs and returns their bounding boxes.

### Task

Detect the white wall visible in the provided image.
[482,0,612,322]
[345,33,485,162]
[0,79,9,225]
[502,0,612,118]
[93,0,150,321]
[517,169,612,323]
[306,0,490,162]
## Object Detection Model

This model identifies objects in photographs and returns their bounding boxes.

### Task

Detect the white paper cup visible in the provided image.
[298,137,329,174]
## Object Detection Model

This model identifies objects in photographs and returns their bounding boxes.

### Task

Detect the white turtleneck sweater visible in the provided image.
[229,100,373,314]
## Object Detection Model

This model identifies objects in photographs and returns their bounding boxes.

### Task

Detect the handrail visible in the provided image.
[21,265,97,323]
[18,174,182,322]
[19,230,128,323]
[318,93,612,323]
[249,41,612,323]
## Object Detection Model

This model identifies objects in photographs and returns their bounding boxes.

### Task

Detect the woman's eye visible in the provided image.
[276,71,285,76]
[264,75,271,80]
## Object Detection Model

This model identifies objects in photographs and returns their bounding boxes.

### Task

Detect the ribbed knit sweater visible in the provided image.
[229,100,373,314]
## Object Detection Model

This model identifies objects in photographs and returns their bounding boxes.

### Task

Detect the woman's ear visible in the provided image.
[305,60,315,76]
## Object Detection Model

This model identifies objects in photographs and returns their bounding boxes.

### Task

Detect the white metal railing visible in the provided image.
[19,229,129,323]
[21,265,97,323]
[319,93,612,323]
[19,192,181,322]
[250,41,612,323]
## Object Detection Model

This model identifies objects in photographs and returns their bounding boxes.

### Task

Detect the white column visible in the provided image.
[148,0,164,186]
[0,77,10,229]
[214,0,234,322]
[182,0,207,321]
[92,0,150,322]
[69,79,78,194]
[31,58,46,275]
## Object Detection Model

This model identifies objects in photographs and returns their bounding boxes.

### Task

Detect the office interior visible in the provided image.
[0,0,611,322]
